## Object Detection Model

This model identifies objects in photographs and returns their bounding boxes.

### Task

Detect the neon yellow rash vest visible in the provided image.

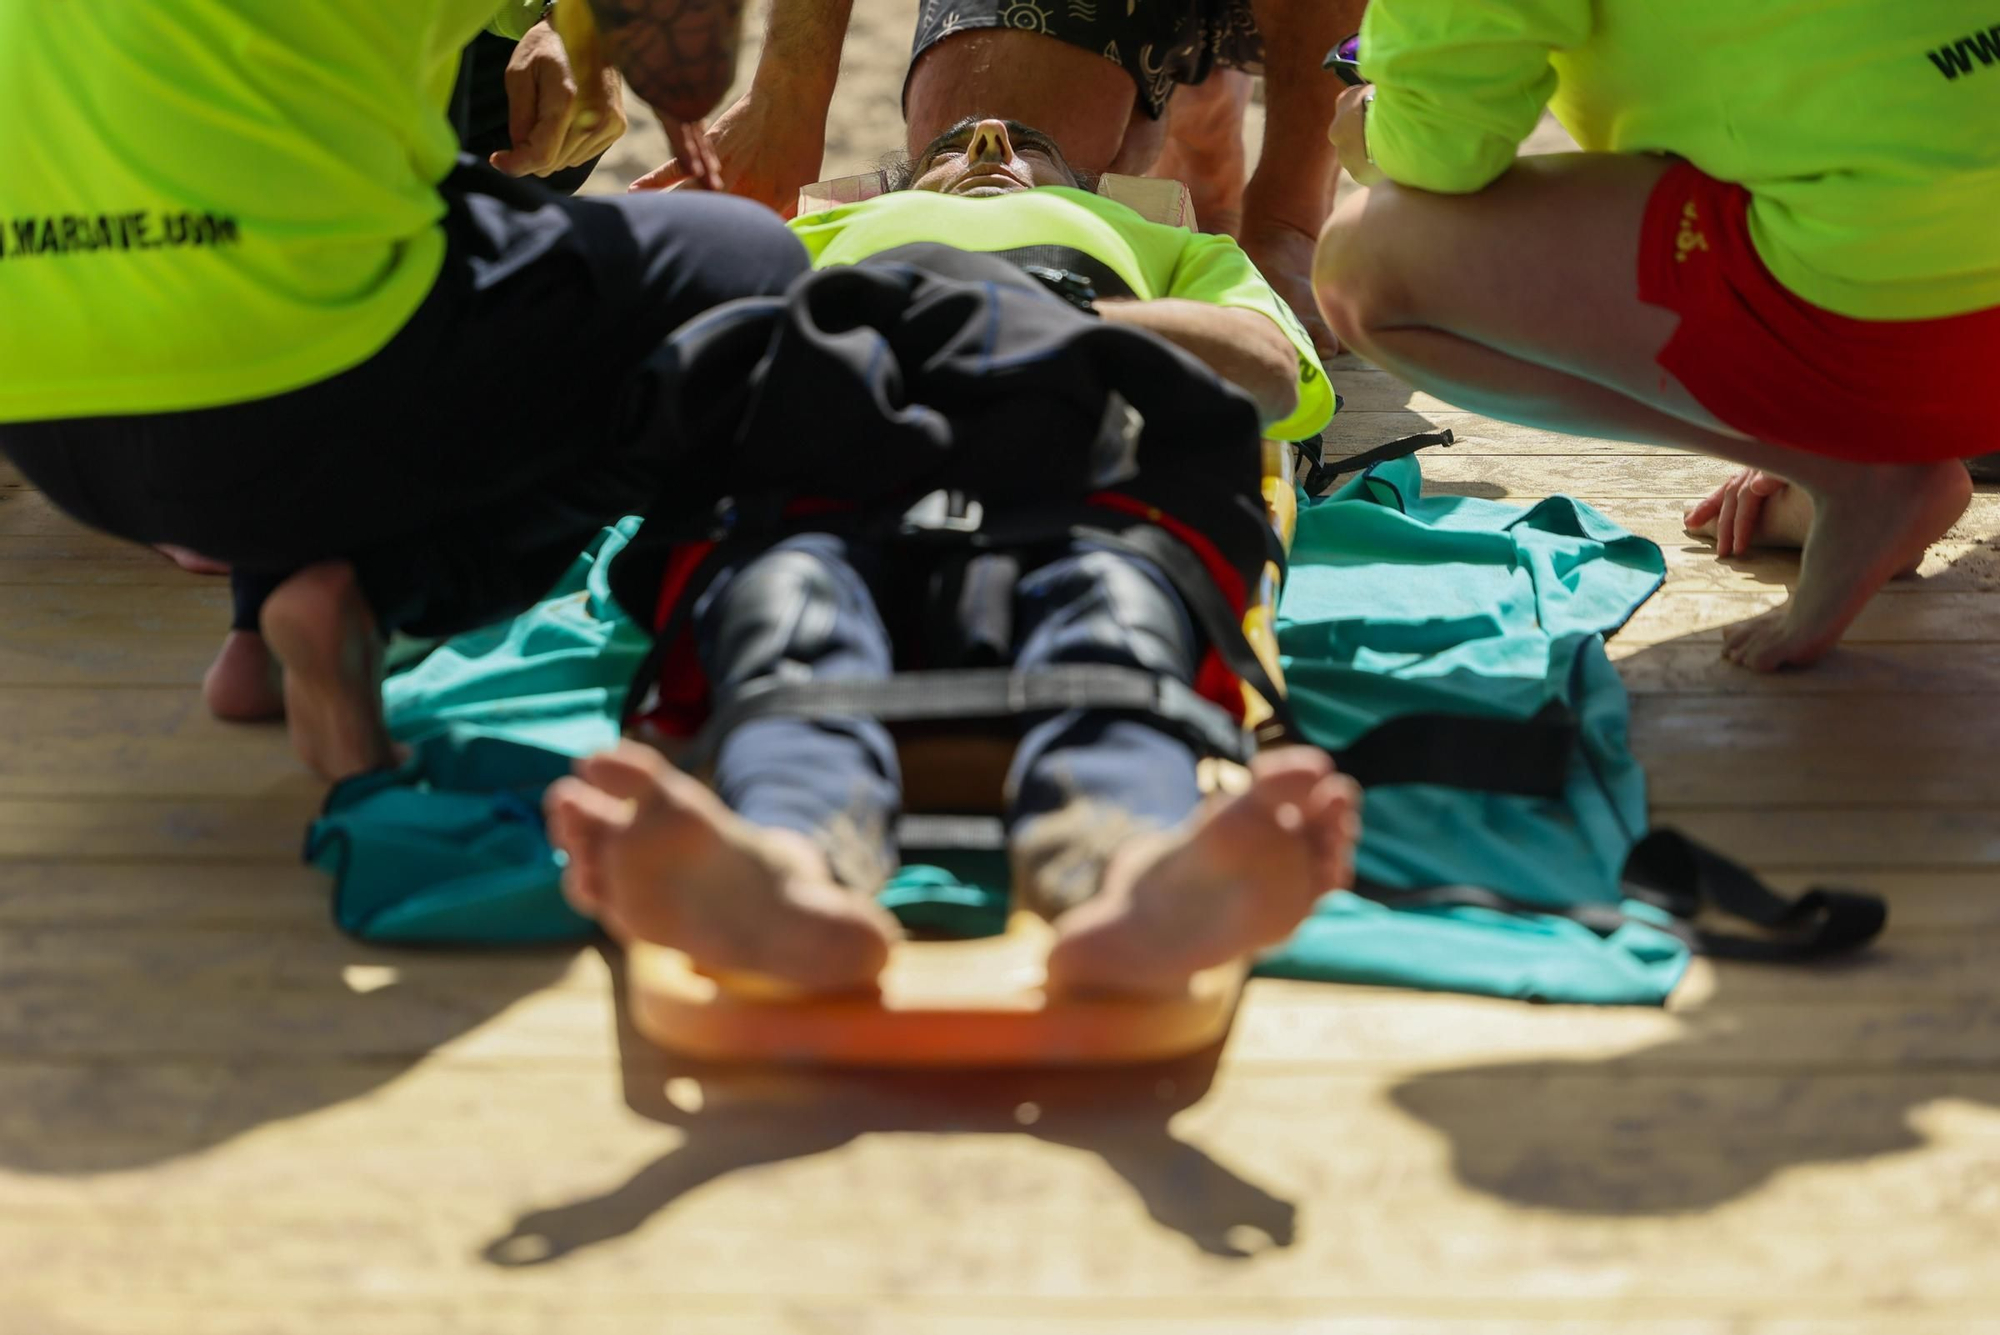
[0,1,512,423]
[1359,0,2000,320]
[788,188,1336,443]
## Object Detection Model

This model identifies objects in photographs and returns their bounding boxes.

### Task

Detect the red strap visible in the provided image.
[1084,492,1249,611]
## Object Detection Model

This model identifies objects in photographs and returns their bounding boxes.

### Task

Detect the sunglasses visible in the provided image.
[1322,33,1365,87]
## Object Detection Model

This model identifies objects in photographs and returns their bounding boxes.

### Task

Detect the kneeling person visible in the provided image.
[547,118,1354,998]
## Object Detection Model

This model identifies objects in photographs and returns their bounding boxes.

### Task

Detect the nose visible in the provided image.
[966,118,1014,165]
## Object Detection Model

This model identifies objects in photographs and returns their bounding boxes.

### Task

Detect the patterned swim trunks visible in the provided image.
[908,0,1264,120]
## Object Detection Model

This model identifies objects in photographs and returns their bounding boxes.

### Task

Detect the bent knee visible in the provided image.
[1311,187,1424,348]
[660,192,811,300]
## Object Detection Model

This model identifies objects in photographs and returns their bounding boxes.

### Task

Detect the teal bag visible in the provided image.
[1255,458,1681,1002]
[306,459,1695,1002]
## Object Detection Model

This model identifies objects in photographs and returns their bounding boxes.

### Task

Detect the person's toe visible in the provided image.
[576,741,676,807]
[1248,745,1335,787]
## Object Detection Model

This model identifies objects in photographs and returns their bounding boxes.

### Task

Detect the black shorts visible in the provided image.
[0,165,808,639]
[908,0,1264,121]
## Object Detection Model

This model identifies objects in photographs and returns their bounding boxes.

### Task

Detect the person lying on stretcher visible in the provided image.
[545,117,1356,997]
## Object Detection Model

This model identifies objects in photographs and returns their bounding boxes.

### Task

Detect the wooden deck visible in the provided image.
[4,366,1999,1335]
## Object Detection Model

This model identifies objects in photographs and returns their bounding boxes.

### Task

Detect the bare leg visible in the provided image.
[544,740,899,991]
[1313,156,1974,669]
[202,630,285,722]
[259,562,396,779]
[1149,71,1252,235]
[1236,0,1362,359]
[1045,747,1359,997]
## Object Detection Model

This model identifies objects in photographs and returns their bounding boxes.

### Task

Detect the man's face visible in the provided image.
[910,118,1082,195]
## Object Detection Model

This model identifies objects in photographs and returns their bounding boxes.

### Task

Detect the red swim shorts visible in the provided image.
[1638,160,2000,464]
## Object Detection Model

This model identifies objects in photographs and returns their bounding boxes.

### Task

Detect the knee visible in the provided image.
[701,548,856,689]
[661,193,810,303]
[1025,551,1198,678]
[1311,187,1418,351]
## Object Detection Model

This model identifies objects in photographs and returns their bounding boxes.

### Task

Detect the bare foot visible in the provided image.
[544,741,900,992]
[1721,460,1972,671]
[154,544,230,576]
[202,630,284,722]
[1044,747,1359,997]
[1241,215,1339,362]
[259,562,395,780]
[1150,71,1251,236]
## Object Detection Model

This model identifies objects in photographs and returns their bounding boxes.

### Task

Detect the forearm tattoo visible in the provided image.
[588,0,746,123]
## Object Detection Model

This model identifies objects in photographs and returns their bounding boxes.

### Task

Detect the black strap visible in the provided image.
[1351,877,1699,948]
[1066,520,1304,747]
[1334,702,1575,798]
[1303,429,1456,496]
[1352,828,1886,962]
[990,245,1140,302]
[1621,828,1887,960]
[629,513,1582,801]
[1070,521,1577,797]
[681,665,1257,770]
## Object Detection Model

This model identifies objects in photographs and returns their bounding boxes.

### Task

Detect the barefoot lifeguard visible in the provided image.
[1312,0,2000,671]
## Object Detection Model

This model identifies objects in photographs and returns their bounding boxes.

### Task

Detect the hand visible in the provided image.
[1684,468,1799,557]
[1328,82,1383,188]
[490,20,630,178]
[628,85,828,216]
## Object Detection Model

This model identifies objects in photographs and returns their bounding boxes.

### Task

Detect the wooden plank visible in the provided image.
[0,583,232,634]
[1417,455,1791,500]
[0,488,98,537]
[1618,642,2000,695]
[0,925,591,993]
[14,1304,2000,1335]
[1641,807,2000,872]
[1324,409,1669,458]
[0,688,313,799]
[0,530,169,564]
[1615,591,2000,647]
[8,967,2000,1069]
[0,798,319,862]
[1631,695,2000,804]
[0,862,336,926]
[1,1184,1998,1304]
[0,631,218,687]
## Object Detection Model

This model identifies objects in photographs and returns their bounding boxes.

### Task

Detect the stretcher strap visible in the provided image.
[1335,702,1576,798]
[1300,428,1457,496]
[1621,827,1888,960]
[685,665,1259,768]
[1353,828,1888,961]
[1351,878,1686,944]
[1062,521,1300,744]
[636,517,1581,800]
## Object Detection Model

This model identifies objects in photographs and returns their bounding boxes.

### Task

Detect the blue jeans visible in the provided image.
[694,532,1209,891]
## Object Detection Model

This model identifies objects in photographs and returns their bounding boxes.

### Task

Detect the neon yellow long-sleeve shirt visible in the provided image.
[1358,0,2000,320]
[0,1,517,424]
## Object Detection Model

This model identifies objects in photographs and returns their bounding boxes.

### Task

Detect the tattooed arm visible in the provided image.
[587,0,747,125]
